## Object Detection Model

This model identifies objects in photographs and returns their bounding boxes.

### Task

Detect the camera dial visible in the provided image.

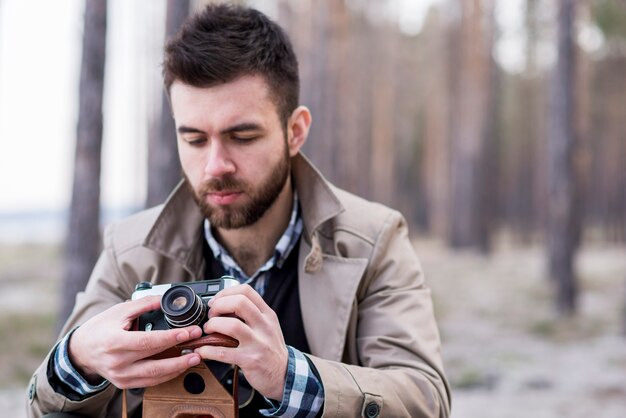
[161,285,207,328]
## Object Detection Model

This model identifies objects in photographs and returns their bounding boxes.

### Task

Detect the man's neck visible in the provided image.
[213,178,294,277]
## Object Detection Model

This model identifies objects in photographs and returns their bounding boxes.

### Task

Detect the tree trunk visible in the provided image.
[422,9,452,238]
[509,0,541,243]
[145,0,189,207]
[59,0,108,328]
[477,0,498,252]
[300,0,338,182]
[574,0,592,248]
[448,0,494,249]
[547,0,579,316]
[370,18,396,206]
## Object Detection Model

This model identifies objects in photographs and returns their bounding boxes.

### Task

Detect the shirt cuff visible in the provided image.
[260,346,325,417]
[51,328,110,397]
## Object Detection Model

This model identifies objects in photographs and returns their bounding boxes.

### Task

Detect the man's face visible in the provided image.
[171,75,292,229]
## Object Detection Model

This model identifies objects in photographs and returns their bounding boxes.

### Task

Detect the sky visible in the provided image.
[0,0,164,214]
[0,0,82,213]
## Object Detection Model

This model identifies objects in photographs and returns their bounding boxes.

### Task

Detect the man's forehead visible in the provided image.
[170,75,278,129]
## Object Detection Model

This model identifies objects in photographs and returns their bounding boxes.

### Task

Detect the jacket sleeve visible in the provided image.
[309,211,451,418]
[27,226,135,417]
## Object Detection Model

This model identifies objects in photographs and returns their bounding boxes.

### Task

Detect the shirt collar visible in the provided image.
[204,191,303,283]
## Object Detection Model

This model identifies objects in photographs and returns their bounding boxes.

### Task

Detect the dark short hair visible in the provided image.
[163,3,299,127]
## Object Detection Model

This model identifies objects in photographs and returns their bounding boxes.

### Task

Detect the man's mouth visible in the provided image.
[206,191,242,205]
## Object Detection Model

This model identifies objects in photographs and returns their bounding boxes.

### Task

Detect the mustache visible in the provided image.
[199,176,246,194]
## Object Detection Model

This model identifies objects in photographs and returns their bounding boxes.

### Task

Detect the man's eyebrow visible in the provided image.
[178,125,205,134]
[220,123,263,135]
[177,123,263,135]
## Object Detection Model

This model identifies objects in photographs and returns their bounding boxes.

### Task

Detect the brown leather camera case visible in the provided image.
[138,334,239,418]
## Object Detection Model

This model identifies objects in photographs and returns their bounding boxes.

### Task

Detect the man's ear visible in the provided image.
[286,106,312,157]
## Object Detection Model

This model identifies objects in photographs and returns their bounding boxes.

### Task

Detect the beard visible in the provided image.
[186,146,291,229]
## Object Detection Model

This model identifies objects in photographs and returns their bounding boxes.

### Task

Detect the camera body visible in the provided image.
[132,277,239,333]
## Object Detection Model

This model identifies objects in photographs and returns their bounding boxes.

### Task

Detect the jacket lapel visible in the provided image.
[297,231,368,362]
[293,154,370,361]
[143,182,206,279]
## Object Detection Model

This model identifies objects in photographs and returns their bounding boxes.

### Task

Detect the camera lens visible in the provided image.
[161,285,206,328]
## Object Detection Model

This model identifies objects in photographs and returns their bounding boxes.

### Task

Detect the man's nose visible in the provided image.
[204,140,235,177]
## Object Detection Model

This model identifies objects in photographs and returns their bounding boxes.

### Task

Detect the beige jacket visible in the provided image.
[27,153,451,417]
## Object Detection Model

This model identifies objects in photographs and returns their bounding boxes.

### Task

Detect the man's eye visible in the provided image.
[232,135,258,144]
[186,137,206,146]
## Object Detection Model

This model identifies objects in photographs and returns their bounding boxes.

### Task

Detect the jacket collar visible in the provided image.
[292,153,344,240]
[143,181,206,277]
[143,152,344,277]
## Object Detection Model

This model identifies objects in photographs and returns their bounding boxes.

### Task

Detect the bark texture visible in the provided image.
[60,0,108,327]
[547,0,580,315]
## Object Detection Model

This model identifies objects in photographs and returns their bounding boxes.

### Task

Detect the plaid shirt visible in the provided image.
[52,191,324,417]
[204,190,303,293]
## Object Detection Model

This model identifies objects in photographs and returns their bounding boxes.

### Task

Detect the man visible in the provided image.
[28,4,450,417]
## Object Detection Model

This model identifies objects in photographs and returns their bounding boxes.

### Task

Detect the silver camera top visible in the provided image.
[131,277,239,301]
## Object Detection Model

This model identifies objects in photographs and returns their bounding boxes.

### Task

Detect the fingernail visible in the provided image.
[188,355,200,366]
[176,332,188,342]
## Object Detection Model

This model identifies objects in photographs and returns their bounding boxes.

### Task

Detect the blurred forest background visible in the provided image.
[1,0,626,417]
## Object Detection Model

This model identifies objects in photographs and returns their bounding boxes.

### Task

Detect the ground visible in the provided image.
[1,239,625,417]
[419,238,626,418]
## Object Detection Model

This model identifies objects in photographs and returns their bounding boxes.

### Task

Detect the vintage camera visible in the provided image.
[132,277,239,332]
[130,277,245,418]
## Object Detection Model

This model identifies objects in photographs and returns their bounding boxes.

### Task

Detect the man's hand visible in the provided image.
[68,296,203,389]
[194,285,289,401]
